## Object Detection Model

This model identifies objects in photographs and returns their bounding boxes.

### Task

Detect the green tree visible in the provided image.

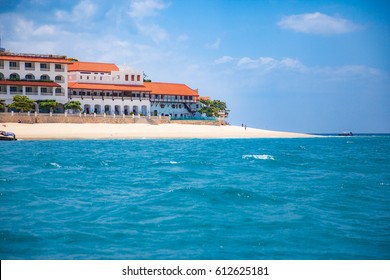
[0,99,6,112]
[8,95,34,112]
[37,100,58,113]
[64,100,82,112]
[198,98,229,117]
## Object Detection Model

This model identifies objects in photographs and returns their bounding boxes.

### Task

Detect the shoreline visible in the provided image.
[1,123,315,140]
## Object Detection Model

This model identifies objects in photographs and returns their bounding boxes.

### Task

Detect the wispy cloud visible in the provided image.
[214,56,234,64]
[127,0,170,43]
[206,38,221,49]
[278,12,361,35]
[56,0,97,23]
[128,0,169,19]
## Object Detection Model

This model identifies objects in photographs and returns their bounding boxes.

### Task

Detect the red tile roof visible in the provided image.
[144,82,199,96]
[0,55,71,64]
[68,82,149,92]
[0,80,61,87]
[68,62,119,73]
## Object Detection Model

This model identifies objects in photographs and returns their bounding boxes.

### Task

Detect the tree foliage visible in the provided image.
[198,98,229,117]
[37,99,58,112]
[64,100,82,112]
[8,95,34,112]
[0,99,6,112]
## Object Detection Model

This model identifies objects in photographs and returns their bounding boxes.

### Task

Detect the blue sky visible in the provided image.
[1,0,389,132]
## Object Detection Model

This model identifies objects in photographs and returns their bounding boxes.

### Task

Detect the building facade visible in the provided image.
[0,52,70,111]
[68,61,200,117]
[0,51,202,118]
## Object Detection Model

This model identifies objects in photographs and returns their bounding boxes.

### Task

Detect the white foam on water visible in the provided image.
[169,161,179,164]
[49,162,61,168]
[242,154,275,160]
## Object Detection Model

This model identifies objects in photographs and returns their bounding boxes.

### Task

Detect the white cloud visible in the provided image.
[177,34,189,42]
[32,24,56,36]
[126,0,170,44]
[56,0,97,23]
[278,12,360,35]
[135,22,168,43]
[215,56,234,64]
[206,38,221,49]
[237,57,278,70]
[128,0,169,19]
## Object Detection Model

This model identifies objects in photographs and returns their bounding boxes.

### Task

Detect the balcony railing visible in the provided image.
[26,91,38,95]
[10,66,20,70]
[41,92,54,95]
[10,91,23,95]
[55,68,65,72]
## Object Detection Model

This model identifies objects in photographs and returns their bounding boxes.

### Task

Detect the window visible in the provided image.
[25,74,35,80]
[41,88,48,93]
[40,75,50,81]
[125,74,129,81]
[137,75,140,81]
[0,72,4,80]
[25,62,34,69]
[131,75,135,81]
[10,73,20,80]
[55,64,62,70]
[40,63,49,70]
[55,75,63,82]
[55,88,62,93]
[9,61,18,68]
[0,60,4,68]
[10,86,17,92]
[26,87,33,93]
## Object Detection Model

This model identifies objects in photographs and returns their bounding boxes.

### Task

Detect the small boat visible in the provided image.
[338,132,353,136]
[0,130,17,141]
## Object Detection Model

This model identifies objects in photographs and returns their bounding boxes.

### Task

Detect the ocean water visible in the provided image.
[0,136,389,260]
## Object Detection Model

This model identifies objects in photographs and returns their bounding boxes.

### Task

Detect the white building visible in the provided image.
[68,61,150,115]
[68,61,200,117]
[0,51,70,111]
[0,51,203,118]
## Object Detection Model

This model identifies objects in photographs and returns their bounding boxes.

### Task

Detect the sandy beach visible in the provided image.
[1,123,314,140]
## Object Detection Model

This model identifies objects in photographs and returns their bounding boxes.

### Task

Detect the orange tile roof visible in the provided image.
[0,80,61,87]
[68,62,119,72]
[144,82,199,96]
[68,82,149,92]
[0,55,71,64]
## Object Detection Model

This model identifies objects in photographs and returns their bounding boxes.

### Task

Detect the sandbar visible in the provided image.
[1,123,314,140]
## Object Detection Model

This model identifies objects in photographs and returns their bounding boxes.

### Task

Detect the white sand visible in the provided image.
[1,123,314,140]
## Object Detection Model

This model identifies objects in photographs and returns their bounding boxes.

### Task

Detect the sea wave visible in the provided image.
[242,154,275,160]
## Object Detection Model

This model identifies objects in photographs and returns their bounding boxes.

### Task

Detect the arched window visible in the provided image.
[10,73,20,80]
[0,72,4,80]
[25,74,35,80]
[55,75,64,82]
[40,74,50,81]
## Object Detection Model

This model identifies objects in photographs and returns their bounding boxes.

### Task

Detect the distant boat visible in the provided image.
[0,131,17,141]
[338,132,353,136]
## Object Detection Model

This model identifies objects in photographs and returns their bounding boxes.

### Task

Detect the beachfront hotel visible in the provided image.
[0,50,201,118]
[0,52,70,111]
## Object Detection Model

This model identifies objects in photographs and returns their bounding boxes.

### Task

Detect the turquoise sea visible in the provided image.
[1,136,389,260]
